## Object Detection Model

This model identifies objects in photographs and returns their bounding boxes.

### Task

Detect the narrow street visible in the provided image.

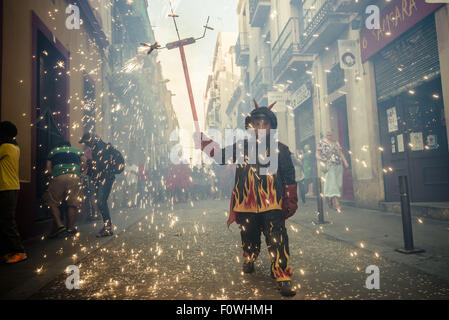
[28,199,449,300]
[2,0,449,305]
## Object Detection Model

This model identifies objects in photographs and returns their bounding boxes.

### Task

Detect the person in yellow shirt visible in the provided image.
[0,121,26,264]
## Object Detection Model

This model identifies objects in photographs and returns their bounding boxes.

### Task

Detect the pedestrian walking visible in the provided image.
[191,166,202,200]
[0,121,27,264]
[302,144,314,197]
[81,145,100,222]
[79,133,125,237]
[203,166,215,199]
[43,141,85,238]
[125,163,139,207]
[196,100,298,297]
[293,150,306,204]
[166,162,192,203]
[218,166,231,200]
[316,131,349,212]
[150,167,162,204]
[211,164,221,199]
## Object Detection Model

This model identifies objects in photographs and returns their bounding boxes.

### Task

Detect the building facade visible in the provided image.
[0,0,177,237]
[359,0,449,204]
[205,32,240,135]
[1,0,113,236]
[301,0,449,208]
[233,0,449,212]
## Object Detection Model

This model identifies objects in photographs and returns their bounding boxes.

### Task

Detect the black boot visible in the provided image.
[242,261,255,274]
[278,281,296,297]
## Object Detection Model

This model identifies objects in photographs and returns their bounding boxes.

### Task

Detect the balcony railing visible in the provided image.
[302,0,329,31]
[300,0,354,53]
[251,67,272,101]
[226,86,242,115]
[249,0,271,28]
[235,33,250,67]
[271,17,301,81]
[252,67,272,87]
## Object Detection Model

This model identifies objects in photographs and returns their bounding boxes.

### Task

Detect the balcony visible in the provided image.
[300,0,364,54]
[333,0,372,13]
[123,15,152,43]
[271,17,313,84]
[235,33,250,67]
[249,0,271,28]
[251,67,272,104]
[78,1,109,48]
[226,86,242,115]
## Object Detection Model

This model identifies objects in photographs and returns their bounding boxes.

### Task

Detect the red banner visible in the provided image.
[360,0,444,62]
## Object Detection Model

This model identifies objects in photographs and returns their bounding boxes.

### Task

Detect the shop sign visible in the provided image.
[338,40,361,70]
[410,132,424,151]
[360,0,444,62]
[291,84,311,109]
[387,107,399,133]
[397,134,405,153]
[268,91,289,112]
[426,134,438,150]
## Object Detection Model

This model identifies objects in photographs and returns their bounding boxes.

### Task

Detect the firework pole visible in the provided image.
[163,4,213,135]
[178,44,201,134]
[141,3,213,136]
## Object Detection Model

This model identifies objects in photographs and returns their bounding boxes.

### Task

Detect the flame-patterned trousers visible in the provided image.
[239,210,293,282]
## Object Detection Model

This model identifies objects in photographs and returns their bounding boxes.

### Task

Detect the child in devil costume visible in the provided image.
[196,100,298,297]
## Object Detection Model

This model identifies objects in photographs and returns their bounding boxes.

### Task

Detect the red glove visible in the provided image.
[282,184,298,220]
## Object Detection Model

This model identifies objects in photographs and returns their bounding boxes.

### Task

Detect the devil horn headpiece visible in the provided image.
[249,99,279,129]
[253,99,259,110]
[253,100,277,110]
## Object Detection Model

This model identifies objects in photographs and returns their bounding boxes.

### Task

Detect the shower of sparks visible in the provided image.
[121,56,145,74]
[8,0,448,303]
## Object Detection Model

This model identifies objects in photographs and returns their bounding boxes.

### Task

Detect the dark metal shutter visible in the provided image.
[373,15,440,102]
[296,99,314,144]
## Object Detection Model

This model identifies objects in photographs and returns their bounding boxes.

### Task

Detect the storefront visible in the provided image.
[361,0,449,202]
[326,63,354,201]
[292,83,314,152]
[292,82,320,196]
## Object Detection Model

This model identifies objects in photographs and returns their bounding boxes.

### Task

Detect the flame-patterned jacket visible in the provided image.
[204,137,296,214]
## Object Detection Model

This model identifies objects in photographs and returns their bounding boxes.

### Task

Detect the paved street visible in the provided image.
[26,199,449,300]
[3,0,449,306]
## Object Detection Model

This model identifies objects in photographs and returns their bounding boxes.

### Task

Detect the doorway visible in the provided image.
[379,77,449,202]
[334,96,354,200]
[33,15,70,220]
